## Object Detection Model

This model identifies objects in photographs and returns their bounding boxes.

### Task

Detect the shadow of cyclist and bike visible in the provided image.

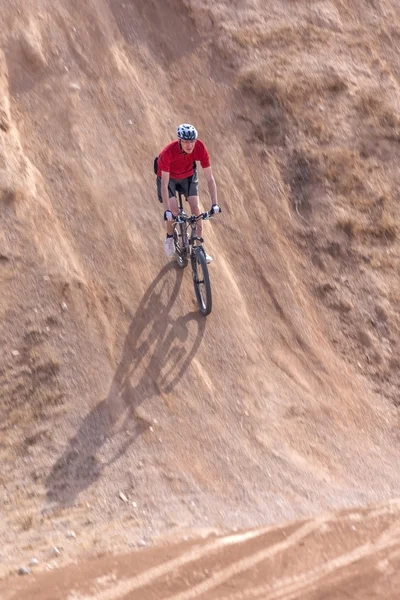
[46,262,206,505]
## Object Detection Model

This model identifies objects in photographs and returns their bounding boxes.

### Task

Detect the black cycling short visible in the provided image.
[156,171,198,203]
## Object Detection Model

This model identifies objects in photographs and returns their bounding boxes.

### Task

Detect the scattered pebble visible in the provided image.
[29,558,39,567]
[11,350,20,357]
[127,119,133,125]
[52,546,61,557]
[66,530,76,539]
[70,82,80,91]
[119,492,128,503]
[17,567,31,576]
[61,302,68,312]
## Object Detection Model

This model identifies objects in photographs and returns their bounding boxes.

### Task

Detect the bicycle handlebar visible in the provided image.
[164,204,221,223]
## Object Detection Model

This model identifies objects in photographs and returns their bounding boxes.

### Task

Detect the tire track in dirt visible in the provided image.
[163,520,323,600]
[220,524,400,600]
[69,526,284,600]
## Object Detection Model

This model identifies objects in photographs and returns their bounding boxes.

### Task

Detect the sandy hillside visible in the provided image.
[4,499,400,599]
[1,0,400,597]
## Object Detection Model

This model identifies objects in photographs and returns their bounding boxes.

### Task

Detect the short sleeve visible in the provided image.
[158,150,170,173]
[199,143,211,169]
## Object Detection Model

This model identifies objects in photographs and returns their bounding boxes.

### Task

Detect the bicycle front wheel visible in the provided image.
[192,247,212,315]
[174,223,188,268]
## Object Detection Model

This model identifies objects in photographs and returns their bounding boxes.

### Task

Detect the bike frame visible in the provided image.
[168,185,219,315]
[173,187,207,259]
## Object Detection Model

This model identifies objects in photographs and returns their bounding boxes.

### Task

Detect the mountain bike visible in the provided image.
[166,185,220,316]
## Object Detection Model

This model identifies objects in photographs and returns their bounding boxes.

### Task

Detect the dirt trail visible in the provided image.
[4,501,400,599]
[2,0,400,597]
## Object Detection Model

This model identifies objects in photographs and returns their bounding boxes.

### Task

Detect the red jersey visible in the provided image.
[157,140,210,179]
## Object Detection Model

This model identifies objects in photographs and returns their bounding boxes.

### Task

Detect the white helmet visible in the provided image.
[177,123,198,141]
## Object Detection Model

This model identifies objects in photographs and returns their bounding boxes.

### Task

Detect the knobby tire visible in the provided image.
[192,247,212,316]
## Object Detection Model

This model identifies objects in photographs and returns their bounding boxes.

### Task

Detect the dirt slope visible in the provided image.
[1,0,400,595]
[4,500,400,599]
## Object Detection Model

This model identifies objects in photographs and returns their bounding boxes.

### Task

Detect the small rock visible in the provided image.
[70,83,80,91]
[19,29,47,71]
[17,567,31,576]
[43,275,50,281]
[331,299,353,313]
[29,558,39,567]
[61,302,68,312]
[52,546,61,557]
[11,350,20,357]
[66,530,76,539]
[119,492,128,503]
[138,539,147,547]
[131,501,137,508]
[358,330,372,348]
[127,119,133,125]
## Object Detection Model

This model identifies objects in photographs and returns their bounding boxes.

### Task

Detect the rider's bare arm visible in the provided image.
[161,170,170,206]
[203,166,218,206]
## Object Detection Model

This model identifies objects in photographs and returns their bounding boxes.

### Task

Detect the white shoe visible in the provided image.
[164,236,175,257]
[205,252,213,264]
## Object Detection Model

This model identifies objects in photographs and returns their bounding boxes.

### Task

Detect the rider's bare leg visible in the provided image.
[165,196,178,236]
[187,195,202,238]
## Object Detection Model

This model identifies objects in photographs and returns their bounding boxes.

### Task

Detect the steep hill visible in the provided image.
[1,0,400,594]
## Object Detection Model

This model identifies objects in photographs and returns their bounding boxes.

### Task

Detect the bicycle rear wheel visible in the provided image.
[192,247,212,315]
[173,223,188,268]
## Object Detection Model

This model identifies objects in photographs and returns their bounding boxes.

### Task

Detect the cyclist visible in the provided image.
[156,124,218,263]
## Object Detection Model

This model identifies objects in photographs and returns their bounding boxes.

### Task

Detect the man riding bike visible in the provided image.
[156,124,218,263]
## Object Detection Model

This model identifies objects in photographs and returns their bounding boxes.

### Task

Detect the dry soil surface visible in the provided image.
[2,0,400,598]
